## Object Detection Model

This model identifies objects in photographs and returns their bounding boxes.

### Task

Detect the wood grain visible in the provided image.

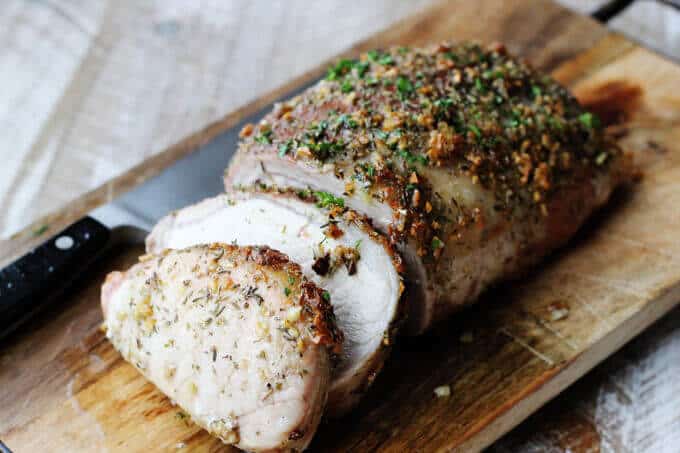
[2,1,680,452]
[610,1,680,60]
[495,306,680,453]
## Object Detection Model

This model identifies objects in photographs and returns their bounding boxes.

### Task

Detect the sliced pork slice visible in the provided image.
[146,189,404,416]
[225,42,632,334]
[101,244,342,452]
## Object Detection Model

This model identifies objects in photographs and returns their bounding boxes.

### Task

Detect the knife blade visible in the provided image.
[0,78,318,341]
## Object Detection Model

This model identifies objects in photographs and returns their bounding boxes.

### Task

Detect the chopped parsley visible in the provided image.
[284,287,291,297]
[547,116,564,131]
[368,50,394,66]
[431,237,445,250]
[396,76,414,98]
[434,98,454,109]
[326,59,355,81]
[309,120,329,139]
[308,139,345,160]
[379,55,394,65]
[340,80,354,93]
[322,291,331,302]
[374,130,390,141]
[296,188,312,199]
[278,140,292,157]
[337,114,357,129]
[474,78,484,92]
[355,61,370,78]
[398,149,428,165]
[327,58,371,82]
[578,112,600,129]
[314,191,345,208]
[254,129,273,144]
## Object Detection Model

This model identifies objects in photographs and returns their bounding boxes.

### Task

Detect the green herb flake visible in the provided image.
[396,76,414,98]
[434,98,454,109]
[322,291,331,302]
[374,130,389,141]
[255,129,273,144]
[278,141,291,157]
[340,80,354,93]
[548,116,564,131]
[337,114,357,129]
[468,124,482,138]
[398,149,428,165]
[355,61,370,78]
[296,188,312,199]
[284,287,291,297]
[326,59,355,81]
[314,191,345,209]
[308,139,345,160]
[309,120,329,139]
[578,112,600,129]
[431,237,445,250]
[378,54,394,65]
[474,78,484,92]
[532,85,542,97]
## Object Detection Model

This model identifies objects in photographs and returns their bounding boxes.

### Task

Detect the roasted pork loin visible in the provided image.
[101,244,342,452]
[225,42,631,334]
[146,188,404,415]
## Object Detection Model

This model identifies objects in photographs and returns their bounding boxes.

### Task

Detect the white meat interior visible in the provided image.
[146,192,401,413]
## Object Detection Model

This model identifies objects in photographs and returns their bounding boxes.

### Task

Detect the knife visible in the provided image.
[0,134,223,341]
[0,121,239,341]
[0,78,319,342]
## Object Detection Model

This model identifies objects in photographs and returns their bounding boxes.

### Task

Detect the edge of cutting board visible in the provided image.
[3,1,680,452]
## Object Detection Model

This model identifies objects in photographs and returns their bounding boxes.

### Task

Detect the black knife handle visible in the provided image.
[0,217,110,341]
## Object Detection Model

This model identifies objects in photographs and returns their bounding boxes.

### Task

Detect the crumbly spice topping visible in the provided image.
[238,42,621,260]
[299,282,343,354]
[107,244,343,378]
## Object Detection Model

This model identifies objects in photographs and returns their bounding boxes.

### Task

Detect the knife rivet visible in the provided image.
[55,236,75,250]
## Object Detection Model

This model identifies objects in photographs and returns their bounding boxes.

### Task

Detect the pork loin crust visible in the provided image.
[225,42,632,334]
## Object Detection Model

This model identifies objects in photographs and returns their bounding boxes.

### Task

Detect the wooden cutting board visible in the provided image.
[2,0,680,451]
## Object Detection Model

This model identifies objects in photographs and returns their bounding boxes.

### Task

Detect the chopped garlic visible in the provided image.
[434,385,451,398]
[286,306,302,323]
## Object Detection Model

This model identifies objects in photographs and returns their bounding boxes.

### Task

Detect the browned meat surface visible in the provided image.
[101,244,342,452]
[225,42,632,334]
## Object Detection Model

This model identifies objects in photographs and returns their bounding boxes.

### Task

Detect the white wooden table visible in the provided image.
[0,1,678,451]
